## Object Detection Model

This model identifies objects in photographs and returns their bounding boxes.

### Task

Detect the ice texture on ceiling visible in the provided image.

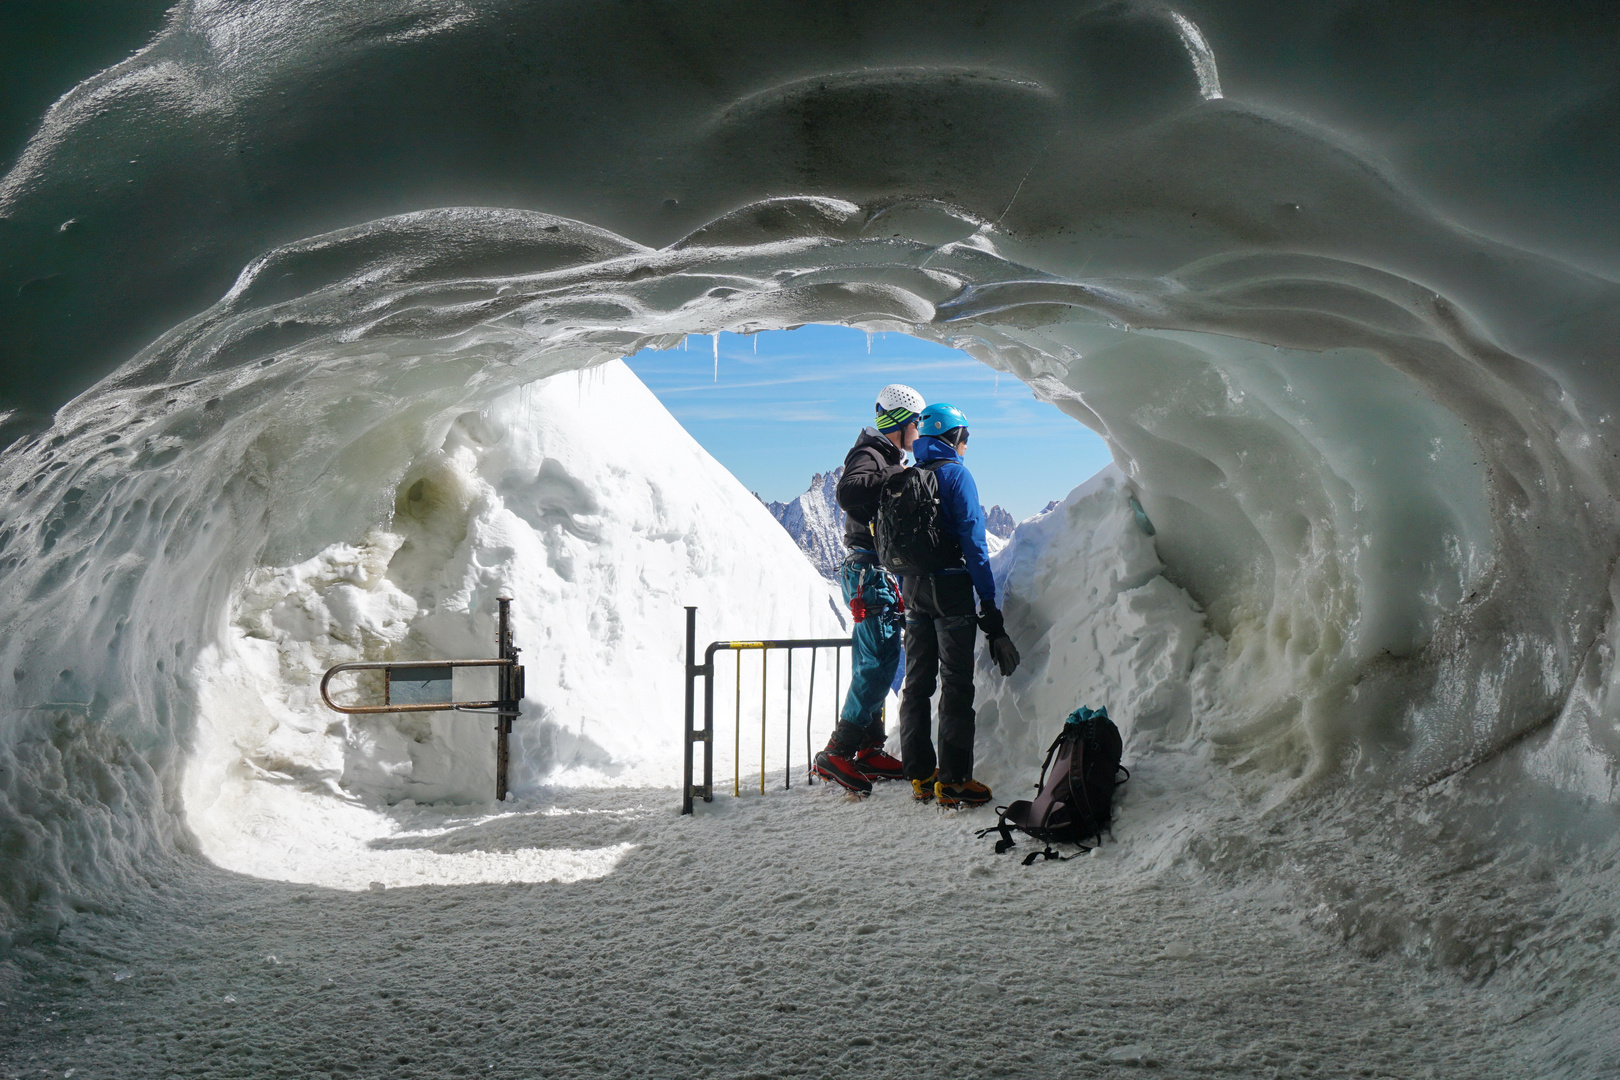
[5,1,1619,414]
[0,0,1618,980]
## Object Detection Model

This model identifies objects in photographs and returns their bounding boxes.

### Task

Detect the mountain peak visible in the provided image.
[764,466,848,580]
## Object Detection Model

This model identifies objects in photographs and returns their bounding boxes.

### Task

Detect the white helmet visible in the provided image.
[874,383,926,431]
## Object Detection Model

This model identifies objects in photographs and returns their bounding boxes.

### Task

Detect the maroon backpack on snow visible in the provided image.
[979,706,1128,865]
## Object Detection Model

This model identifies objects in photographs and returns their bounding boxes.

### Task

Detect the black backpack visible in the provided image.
[979,706,1129,865]
[874,460,960,575]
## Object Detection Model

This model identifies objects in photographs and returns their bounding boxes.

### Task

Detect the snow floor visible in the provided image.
[0,769,1561,1080]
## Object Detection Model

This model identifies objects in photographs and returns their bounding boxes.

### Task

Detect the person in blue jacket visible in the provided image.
[899,403,1020,808]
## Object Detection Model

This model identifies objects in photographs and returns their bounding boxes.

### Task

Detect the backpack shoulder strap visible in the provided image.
[1033,730,1066,793]
[1065,746,1104,846]
[916,459,950,488]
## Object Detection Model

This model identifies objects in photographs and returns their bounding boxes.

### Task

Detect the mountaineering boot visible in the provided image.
[813,749,873,795]
[853,742,904,781]
[814,722,874,795]
[852,721,903,781]
[910,769,939,802]
[935,778,993,808]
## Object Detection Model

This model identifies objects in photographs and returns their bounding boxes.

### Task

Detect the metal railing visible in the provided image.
[321,597,526,800]
[681,605,852,814]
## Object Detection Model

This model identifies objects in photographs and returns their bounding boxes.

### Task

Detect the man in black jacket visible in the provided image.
[812,383,926,794]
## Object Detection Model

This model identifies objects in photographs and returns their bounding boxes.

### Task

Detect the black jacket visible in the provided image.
[836,427,904,552]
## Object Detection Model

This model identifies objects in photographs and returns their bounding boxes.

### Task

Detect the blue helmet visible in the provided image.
[919,403,969,439]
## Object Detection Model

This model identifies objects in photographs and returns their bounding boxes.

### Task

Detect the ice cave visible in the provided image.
[2,2,1618,1076]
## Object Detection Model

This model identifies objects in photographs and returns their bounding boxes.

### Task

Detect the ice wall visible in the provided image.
[1,0,1618,993]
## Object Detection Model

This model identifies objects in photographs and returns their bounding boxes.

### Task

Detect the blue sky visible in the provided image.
[623,325,1111,520]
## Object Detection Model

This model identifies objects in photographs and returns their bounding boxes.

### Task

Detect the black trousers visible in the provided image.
[898,573,979,784]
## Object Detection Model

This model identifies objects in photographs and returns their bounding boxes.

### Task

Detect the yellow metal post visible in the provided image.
[734,649,742,797]
[760,650,768,794]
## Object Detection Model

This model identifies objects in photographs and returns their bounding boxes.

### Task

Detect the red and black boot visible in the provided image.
[852,726,904,781]
[812,722,873,795]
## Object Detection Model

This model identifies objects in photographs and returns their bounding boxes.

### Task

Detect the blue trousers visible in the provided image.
[838,555,903,731]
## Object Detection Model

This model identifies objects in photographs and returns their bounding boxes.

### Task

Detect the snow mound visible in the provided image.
[974,466,1207,787]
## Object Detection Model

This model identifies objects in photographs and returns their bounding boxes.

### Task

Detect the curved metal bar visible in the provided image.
[686,630,852,809]
[319,658,515,715]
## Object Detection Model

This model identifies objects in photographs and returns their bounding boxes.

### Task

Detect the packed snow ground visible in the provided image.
[0,780,1560,1080]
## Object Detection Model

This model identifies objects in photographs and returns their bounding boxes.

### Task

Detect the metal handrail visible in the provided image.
[681,606,851,814]
[706,638,850,799]
[319,658,517,714]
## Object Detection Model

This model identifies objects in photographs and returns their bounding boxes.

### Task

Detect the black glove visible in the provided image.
[979,605,1020,676]
[988,633,1020,677]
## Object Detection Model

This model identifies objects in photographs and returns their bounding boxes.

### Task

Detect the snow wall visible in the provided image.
[2,0,1619,1015]
[178,359,849,890]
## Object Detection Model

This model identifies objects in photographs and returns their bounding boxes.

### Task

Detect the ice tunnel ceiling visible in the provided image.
[2,0,1620,934]
[3,1,1620,415]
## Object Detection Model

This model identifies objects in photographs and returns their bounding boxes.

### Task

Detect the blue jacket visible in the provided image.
[913,435,996,607]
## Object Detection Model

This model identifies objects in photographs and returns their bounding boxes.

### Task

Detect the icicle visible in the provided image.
[713,333,719,382]
[1170,12,1223,100]
[753,334,758,354]
[866,331,873,354]
[994,372,999,395]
